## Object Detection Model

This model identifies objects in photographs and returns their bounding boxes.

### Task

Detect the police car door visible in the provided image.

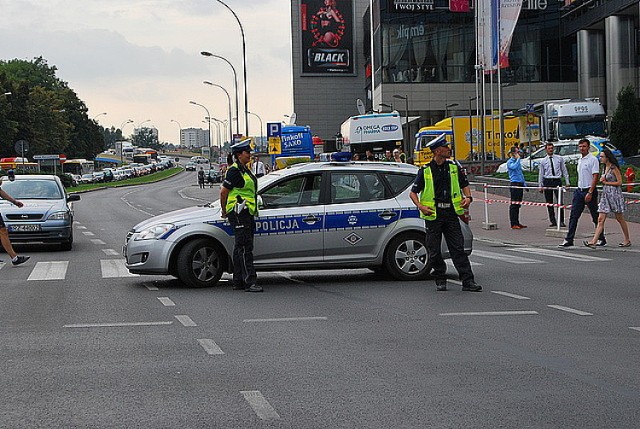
[253,173,324,265]
[323,171,399,262]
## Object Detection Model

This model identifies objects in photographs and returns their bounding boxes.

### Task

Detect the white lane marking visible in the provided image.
[91,239,106,245]
[0,262,5,270]
[630,327,640,332]
[446,260,482,269]
[473,249,542,264]
[175,315,197,327]
[547,305,593,316]
[509,247,611,262]
[197,339,225,355]
[240,391,281,420]
[101,259,138,278]
[158,297,175,306]
[243,316,328,323]
[77,225,87,230]
[121,191,155,216]
[145,284,160,291]
[102,249,119,256]
[440,311,539,316]
[27,261,69,281]
[82,231,95,236]
[491,291,531,300]
[64,321,173,328]
[177,188,210,202]
[274,271,306,284]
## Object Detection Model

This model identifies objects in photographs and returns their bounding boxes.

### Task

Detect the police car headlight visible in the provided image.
[135,224,175,240]
[47,211,70,221]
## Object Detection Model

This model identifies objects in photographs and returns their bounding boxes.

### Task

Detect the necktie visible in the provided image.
[549,157,556,176]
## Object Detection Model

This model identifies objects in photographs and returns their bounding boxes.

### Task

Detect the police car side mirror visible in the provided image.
[257,195,264,209]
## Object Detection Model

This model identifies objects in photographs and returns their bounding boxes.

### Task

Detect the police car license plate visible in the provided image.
[9,224,41,232]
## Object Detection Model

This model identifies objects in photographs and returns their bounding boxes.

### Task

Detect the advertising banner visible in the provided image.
[498,0,524,68]
[300,0,354,75]
[452,116,521,160]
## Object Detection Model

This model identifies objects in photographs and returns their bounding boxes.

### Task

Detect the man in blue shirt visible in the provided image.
[507,146,527,229]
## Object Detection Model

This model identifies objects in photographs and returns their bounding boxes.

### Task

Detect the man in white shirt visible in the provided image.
[559,139,605,247]
[251,156,266,178]
[537,142,570,227]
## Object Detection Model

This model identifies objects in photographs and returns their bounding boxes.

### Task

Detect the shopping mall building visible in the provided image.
[290,0,639,150]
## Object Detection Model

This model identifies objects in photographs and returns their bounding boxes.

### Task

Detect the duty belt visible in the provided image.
[436,203,452,209]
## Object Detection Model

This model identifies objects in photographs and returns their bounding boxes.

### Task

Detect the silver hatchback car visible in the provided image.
[123,162,473,287]
[0,174,80,250]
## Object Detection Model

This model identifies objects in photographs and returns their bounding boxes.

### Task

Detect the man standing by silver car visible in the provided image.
[409,137,481,292]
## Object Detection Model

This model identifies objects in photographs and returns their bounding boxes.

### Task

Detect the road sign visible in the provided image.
[268,137,282,155]
[15,139,29,154]
[33,154,62,160]
[267,122,281,138]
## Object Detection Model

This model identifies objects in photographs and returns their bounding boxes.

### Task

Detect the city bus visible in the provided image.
[62,159,95,176]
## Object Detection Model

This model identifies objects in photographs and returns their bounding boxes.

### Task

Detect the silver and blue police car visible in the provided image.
[123,161,473,288]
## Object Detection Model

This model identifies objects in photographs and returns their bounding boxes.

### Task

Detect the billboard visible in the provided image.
[300,0,355,75]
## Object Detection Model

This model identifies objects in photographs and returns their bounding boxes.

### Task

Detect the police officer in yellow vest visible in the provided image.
[409,135,481,292]
[219,139,262,292]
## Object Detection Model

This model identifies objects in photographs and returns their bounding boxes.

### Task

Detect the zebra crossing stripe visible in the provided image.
[28,261,69,281]
[473,249,542,264]
[100,259,139,278]
[508,247,610,262]
[102,249,120,256]
[0,262,5,271]
[91,239,106,245]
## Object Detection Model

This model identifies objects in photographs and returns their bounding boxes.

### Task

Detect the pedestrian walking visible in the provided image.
[392,148,404,163]
[218,139,262,292]
[409,135,481,292]
[584,148,631,248]
[197,167,205,189]
[538,142,570,227]
[559,138,605,247]
[507,146,527,229]
[0,171,30,266]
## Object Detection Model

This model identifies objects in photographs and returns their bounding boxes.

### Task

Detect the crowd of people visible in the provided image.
[505,139,632,248]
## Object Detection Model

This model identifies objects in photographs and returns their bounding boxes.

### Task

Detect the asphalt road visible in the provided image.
[1,170,639,428]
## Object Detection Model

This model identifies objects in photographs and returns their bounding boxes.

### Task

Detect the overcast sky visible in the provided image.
[0,0,294,146]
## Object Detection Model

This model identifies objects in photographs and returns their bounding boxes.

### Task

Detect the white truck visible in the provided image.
[532,98,607,143]
[339,112,404,160]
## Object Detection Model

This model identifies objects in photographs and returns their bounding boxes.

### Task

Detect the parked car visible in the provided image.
[0,174,80,250]
[496,139,624,173]
[124,161,473,287]
[79,173,95,184]
[205,168,222,184]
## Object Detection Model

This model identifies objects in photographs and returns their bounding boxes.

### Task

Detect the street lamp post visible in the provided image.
[379,102,393,113]
[247,111,263,151]
[92,112,107,121]
[170,119,182,146]
[201,51,240,137]
[203,118,221,155]
[189,101,212,158]
[215,0,249,138]
[119,119,134,165]
[203,81,233,148]
[393,94,409,154]
[445,103,459,118]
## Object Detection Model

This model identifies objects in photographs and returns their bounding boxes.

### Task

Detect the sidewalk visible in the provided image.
[468,189,640,249]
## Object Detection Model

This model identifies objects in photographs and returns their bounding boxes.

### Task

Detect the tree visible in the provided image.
[132,127,160,149]
[0,57,105,159]
[610,85,640,157]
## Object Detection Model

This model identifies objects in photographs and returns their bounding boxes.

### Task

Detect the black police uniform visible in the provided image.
[412,160,476,288]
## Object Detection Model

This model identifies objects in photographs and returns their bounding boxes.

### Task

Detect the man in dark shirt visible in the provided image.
[409,136,480,292]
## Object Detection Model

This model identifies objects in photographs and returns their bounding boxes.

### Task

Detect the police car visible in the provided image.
[123,161,473,287]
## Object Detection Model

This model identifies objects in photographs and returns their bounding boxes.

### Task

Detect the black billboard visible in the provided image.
[300,0,355,75]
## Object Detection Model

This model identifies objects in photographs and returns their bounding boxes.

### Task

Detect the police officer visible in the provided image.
[219,139,262,292]
[409,135,481,292]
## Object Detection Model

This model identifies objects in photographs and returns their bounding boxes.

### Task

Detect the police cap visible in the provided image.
[425,133,450,151]
[230,139,253,154]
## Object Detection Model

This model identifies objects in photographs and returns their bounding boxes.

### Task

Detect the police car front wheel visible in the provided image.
[383,232,429,281]
[176,238,224,288]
